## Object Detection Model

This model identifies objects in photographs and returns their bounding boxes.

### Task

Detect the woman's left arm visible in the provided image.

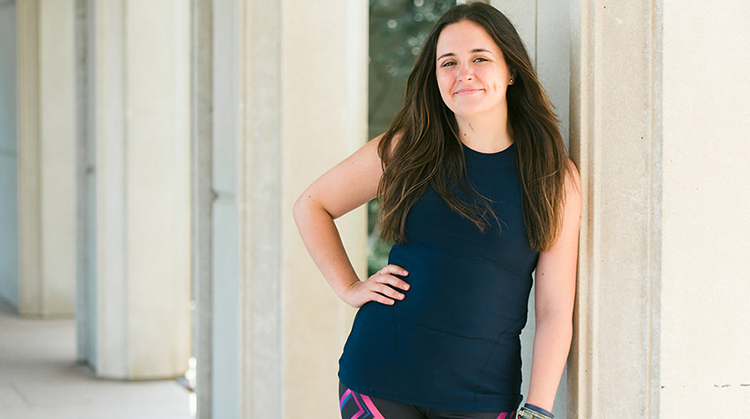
[525,159,582,412]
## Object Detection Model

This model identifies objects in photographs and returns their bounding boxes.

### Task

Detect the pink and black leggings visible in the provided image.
[339,382,516,419]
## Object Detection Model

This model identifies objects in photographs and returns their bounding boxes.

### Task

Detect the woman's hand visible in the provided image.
[341,265,410,308]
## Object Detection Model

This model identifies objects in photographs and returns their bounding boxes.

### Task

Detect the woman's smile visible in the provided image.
[454,87,485,95]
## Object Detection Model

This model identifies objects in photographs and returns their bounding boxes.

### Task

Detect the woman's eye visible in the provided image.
[440,61,456,67]
[474,57,488,62]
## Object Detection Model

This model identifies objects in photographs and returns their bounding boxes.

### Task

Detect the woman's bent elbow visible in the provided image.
[293,193,311,225]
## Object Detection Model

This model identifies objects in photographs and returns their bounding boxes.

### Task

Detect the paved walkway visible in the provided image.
[0,300,192,419]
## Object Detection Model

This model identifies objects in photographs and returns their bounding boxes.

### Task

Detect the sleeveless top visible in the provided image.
[338,142,539,412]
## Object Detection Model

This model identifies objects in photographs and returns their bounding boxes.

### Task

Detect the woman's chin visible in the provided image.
[450,107,493,121]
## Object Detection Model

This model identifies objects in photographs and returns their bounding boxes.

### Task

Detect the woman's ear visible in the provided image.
[508,69,517,85]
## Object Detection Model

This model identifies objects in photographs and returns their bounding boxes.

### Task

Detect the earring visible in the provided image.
[509,78,514,85]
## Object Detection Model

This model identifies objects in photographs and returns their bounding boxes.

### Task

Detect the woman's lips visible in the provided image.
[454,88,484,95]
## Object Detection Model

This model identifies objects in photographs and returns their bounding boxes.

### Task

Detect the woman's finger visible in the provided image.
[371,292,395,305]
[376,283,405,301]
[378,264,409,277]
[380,274,410,291]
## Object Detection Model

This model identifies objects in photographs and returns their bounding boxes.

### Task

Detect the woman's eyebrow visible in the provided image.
[437,48,493,61]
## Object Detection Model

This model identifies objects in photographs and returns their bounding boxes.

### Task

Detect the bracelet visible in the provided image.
[516,406,553,419]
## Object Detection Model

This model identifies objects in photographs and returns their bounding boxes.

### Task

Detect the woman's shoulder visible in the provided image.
[563,157,581,193]
[374,130,405,164]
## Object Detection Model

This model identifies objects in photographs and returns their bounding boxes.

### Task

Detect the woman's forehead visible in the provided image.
[436,20,500,56]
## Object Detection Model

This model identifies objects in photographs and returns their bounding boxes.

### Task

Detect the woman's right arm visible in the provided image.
[293,134,410,308]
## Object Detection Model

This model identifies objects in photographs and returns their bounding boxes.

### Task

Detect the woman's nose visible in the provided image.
[457,63,474,81]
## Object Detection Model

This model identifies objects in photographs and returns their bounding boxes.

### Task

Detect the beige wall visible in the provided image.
[660,0,750,415]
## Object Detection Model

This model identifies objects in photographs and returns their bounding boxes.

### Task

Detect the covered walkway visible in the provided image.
[0,300,192,419]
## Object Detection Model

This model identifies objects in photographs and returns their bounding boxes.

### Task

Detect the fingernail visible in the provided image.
[404,284,410,290]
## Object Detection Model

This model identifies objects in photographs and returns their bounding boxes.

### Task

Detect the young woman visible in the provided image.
[294,3,581,419]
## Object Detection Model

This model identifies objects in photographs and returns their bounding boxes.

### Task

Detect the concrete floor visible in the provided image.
[0,299,192,419]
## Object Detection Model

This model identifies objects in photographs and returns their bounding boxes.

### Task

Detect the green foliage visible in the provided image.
[368,0,454,125]
[367,0,454,276]
[370,0,453,78]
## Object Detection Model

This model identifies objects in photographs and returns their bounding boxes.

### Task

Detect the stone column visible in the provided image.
[569,1,662,417]
[78,0,192,379]
[202,0,368,417]
[16,0,77,317]
[569,0,750,417]
[279,1,368,416]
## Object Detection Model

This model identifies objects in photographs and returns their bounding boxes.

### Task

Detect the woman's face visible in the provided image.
[435,20,513,120]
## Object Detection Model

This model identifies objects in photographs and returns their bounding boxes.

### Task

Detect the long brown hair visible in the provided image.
[377,3,571,252]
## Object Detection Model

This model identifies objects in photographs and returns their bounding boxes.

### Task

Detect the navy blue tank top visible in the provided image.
[338,142,539,412]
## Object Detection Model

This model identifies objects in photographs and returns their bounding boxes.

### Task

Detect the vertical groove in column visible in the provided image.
[192,0,213,417]
[588,0,601,413]
[567,0,596,417]
[16,0,42,316]
[275,0,285,416]
[237,0,250,416]
[74,0,90,363]
[646,0,663,417]
[82,0,99,369]
[120,0,129,378]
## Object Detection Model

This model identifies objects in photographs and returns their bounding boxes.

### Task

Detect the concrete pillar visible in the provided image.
[0,0,19,309]
[203,0,368,417]
[16,0,77,317]
[569,1,662,416]
[569,0,750,417]
[280,0,368,415]
[78,0,192,379]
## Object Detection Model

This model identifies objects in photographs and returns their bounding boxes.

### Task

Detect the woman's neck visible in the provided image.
[455,110,512,153]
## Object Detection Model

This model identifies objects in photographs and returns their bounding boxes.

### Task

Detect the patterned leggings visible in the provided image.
[339,382,516,419]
